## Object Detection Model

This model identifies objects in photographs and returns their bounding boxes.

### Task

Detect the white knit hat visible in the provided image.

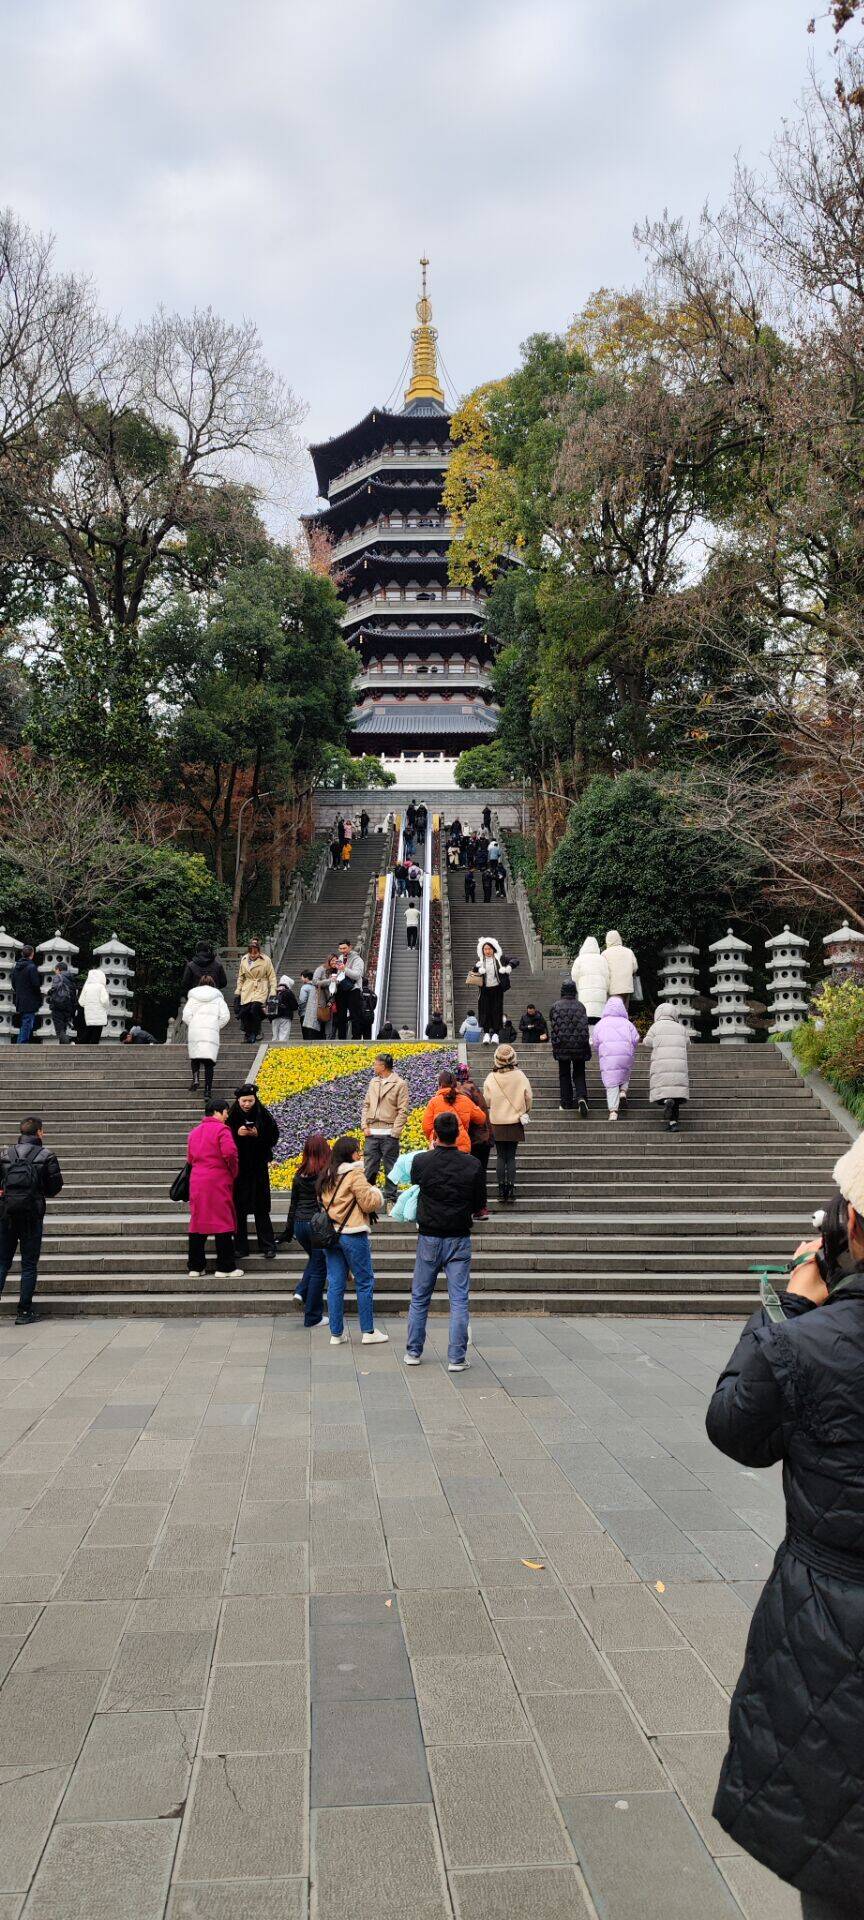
[833,1134,864,1215]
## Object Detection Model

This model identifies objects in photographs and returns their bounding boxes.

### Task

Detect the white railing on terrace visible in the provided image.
[343,591,488,625]
[332,523,454,562]
[329,448,449,495]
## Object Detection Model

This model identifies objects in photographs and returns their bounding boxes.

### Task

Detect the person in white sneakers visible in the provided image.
[186,1097,244,1280]
[316,1136,388,1347]
[475,937,511,1043]
[404,1110,486,1371]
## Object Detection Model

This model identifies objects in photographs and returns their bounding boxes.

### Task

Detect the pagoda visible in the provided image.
[306,261,499,773]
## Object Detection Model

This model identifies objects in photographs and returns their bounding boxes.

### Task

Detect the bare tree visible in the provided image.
[0,761,136,927]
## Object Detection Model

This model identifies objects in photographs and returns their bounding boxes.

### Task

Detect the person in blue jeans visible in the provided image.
[278,1132,331,1327]
[405,1111,486,1372]
[317,1136,388,1347]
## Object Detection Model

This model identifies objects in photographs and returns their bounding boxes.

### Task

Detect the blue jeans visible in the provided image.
[16,1013,36,1046]
[0,1215,44,1308]
[325,1231,376,1336]
[294,1220,326,1327]
[407,1234,471,1366]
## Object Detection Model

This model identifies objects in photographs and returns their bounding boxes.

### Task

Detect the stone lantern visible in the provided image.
[709,929,754,1044]
[0,928,23,1045]
[36,933,79,1043]
[823,922,864,985]
[765,927,810,1032]
[657,942,701,1035]
[92,935,135,1041]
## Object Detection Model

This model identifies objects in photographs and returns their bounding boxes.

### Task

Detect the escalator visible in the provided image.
[373,816,431,1039]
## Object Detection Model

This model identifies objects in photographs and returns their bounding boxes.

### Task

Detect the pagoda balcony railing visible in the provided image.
[331,520,455,561]
[355,667,492,692]
[329,448,450,496]
[342,590,488,625]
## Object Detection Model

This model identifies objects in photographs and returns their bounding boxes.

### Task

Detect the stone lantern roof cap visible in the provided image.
[765,925,809,948]
[93,934,135,958]
[823,922,864,946]
[37,932,78,955]
[708,928,752,953]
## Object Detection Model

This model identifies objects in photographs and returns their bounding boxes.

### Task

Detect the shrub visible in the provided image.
[790,979,864,1126]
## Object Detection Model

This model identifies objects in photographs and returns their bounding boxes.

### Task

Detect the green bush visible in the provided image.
[501,831,558,944]
[790,979,864,1126]
[92,845,227,1010]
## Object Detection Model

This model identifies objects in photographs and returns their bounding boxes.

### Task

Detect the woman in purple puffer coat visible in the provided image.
[591,996,640,1122]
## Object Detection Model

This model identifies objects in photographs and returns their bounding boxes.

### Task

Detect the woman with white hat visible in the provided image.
[271,976,298,1044]
[472,937,511,1044]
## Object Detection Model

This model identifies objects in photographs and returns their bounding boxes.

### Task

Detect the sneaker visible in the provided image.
[474,1208,490,1220]
[15,1308,40,1326]
[448,1359,469,1372]
[214,1268,245,1279]
[491,1033,499,1043]
[578,1098,589,1117]
[361,1328,389,1345]
[293,1289,304,1303]
[668,1120,679,1132]
[188,1269,204,1280]
[558,1105,572,1112]
[330,1332,348,1345]
[404,1352,421,1366]
[482,1032,491,1043]
[608,1112,618,1123]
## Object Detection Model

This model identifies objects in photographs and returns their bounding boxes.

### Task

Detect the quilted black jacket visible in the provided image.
[548,997,590,1061]
[707,1274,864,1901]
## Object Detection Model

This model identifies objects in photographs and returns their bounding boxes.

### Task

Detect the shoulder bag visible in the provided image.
[169,1163,191,1204]
[308,1182,354,1251]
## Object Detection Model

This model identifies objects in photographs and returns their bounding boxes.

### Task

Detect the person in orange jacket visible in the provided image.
[422,1069,487,1154]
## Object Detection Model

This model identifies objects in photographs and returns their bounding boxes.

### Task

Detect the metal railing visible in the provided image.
[492,814,565,976]
[437,822,456,1038]
[267,840,330,977]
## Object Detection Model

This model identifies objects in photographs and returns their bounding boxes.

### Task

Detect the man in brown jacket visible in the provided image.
[361,1053,410,1207]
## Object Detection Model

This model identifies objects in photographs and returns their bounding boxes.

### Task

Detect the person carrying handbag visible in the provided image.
[471,936,512,1043]
[315,1137,388,1346]
[483,1044,533,1204]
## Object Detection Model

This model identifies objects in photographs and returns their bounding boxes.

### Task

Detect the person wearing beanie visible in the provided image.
[549,981,591,1114]
[704,1134,864,1914]
[271,975,298,1044]
[482,1044,532,1204]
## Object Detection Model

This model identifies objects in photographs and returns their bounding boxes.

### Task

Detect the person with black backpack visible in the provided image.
[0,1117,63,1323]
[47,964,77,1044]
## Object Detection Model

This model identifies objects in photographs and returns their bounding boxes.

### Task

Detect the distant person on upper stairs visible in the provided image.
[12,945,42,1046]
[122,1024,157,1044]
[459,1011,483,1043]
[403,828,416,861]
[406,867,423,901]
[494,863,507,899]
[394,860,408,897]
[343,817,354,843]
[592,996,640,1123]
[78,967,110,1045]
[480,868,493,904]
[359,976,377,1040]
[271,975,298,1044]
[405,800,417,832]
[549,981,591,1115]
[474,937,511,1044]
[47,963,77,1044]
[474,837,488,871]
[181,943,227,996]
[405,903,420,949]
[425,1010,447,1039]
[464,869,476,903]
[182,972,232,1097]
[329,835,342,869]
[335,815,345,848]
[571,937,609,1026]
[487,836,500,868]
[415,802,428,837]
[604,929,639,1008]
[642,1003,690,1131]
[235,938,277,1045]
[482,805,492,830]
[360,809,370,838]
[447,841,460,870]
[519,1005,549,1044]
[341,837,353,869]
[499,1015,518,1043]
[449,817,462,842]
[298,971,319,1041]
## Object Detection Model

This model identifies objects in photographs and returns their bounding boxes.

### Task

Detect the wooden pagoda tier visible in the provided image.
[305,262,503,762]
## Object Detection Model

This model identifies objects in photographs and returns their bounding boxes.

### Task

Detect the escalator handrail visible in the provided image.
[371,824,401,1040]
[416,814,432,1041]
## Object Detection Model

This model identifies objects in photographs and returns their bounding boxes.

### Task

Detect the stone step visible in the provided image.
[0,1290,757,1317]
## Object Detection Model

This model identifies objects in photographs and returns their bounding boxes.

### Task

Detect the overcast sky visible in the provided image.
[2,0,838,509]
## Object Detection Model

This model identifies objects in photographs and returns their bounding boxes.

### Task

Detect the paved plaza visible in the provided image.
[0,1312,799,1919]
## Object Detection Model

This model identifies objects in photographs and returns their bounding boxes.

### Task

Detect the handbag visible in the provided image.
[308,1184,353,1251]
[169,1163,191,1204]
[466,970,484,987]
[631,972,644,1005]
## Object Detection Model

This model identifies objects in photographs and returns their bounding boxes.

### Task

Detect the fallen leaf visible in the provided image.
[521,1559,545,1571]
[655,1581,666,1593]
[385,1599,393,1608]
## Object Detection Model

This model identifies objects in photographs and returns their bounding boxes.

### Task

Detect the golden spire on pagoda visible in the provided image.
[404,255,445,407]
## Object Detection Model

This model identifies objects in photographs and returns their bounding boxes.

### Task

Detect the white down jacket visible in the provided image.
[604,930,639,996]
[78,969,110,1028]
[643,1004,690,1103]
[182,984,231,1063]
[571,938,610,1019]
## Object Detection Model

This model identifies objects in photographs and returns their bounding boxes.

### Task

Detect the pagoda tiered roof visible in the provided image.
[309,406,450,497]
[304,474,444,532]
[351,704,499,739]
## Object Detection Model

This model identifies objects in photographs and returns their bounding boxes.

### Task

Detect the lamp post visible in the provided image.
[235,793,271,883]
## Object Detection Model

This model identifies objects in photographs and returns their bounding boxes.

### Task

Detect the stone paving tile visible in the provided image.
[399,1590,498,1657]
[59,1709,198,1823]
[216,1595,306,1665]
[103,1629,216,1710]
[0,1767,69,1893]
[167,1883,308,1919]
[312,1804,449,1920]
[719,1853,802,1917]
[175,1752,307,1881]
[13,1602,129,1672]
[608,1646,731,1733]
[429,1742,574,1867]
[655,1731,743,1856]
[23,1819,179,1920]
[311,1699,430,1806]
[492,1616,612,1694]
[560,1791,741,1920]
[526,1690,664,1794]
[413,1655,529,1745]
[450,1867,593,1920]
[202,1662,307,1753]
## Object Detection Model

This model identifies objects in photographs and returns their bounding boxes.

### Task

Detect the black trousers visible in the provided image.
[495,1141,518,1194]
[0,1216,43,1309]
[190,1058,215,1095]
[240,1002,264,1043]
[235,1204,276,1257]
[80,1025,102,1045]
[52,1013,74,1044]
[188,1232,236,1273]
[558,1059,588,1107]
[406,927,418,948]
[334,989,363,1039]
[664,1099,681,1125]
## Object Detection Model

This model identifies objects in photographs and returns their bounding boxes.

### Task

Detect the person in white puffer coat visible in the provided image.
[642,1002,690,1131]
[604,930,639,1006]
[571,938,609,1024]
[78,968,110,1045]
[182,978,231,1099]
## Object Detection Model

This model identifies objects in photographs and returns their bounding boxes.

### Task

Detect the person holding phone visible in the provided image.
[227,1083,279,1261]
[706,1133,864,1917]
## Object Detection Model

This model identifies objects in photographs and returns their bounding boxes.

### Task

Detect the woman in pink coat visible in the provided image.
[591,996,640,1122]
[187,1097,243,1279]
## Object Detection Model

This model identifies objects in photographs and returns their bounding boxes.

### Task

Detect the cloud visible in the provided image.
[1,0,837,513]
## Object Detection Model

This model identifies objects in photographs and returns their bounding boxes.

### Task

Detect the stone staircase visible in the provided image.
[0,1032,851,1317]
[448,866,554,1032]
[273,833,385,982]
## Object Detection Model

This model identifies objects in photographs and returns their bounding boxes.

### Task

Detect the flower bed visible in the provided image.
[258,1042,458,1188]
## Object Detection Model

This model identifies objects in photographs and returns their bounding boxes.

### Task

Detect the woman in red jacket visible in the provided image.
[187,1097,242,1280]
[422,1070,487,1154]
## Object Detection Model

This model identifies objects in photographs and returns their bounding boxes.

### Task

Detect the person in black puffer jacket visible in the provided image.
[548,982,590,1114]
[707,1131,864,1918]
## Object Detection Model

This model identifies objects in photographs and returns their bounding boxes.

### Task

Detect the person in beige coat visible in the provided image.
[483,1043,533,1205]
[317,1136,387,1345]
[361,1053,410,1206]
[236,940,278,1045]
[604,930,639,1006]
